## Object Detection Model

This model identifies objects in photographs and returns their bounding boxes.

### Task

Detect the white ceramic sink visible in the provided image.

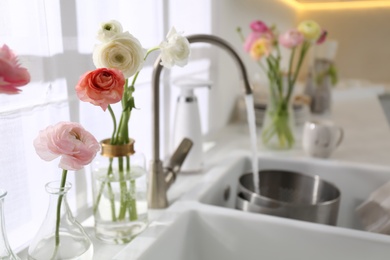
[181,153,390,231]
[114,152,390,259]
[115,201,390,260]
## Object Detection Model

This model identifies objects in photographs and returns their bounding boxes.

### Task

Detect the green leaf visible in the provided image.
[123,97,136,111]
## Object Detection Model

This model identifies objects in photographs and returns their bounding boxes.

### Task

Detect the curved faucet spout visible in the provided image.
[149,34,252,209]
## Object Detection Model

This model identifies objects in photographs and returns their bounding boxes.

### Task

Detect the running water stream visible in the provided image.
[244,94,260,195]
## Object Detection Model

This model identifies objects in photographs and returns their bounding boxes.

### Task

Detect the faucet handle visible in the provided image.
[165,138,193,187]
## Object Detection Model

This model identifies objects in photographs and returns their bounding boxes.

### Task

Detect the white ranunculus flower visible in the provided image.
[159,27,191,69]
[93,32,146,78]
[97,20,124,42]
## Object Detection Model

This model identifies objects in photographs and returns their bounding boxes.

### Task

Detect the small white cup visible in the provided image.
[302,119,344,158]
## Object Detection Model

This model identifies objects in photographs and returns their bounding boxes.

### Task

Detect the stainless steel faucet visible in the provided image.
[148,34,253,209]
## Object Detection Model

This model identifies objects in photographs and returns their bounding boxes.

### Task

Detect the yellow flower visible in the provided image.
[297,20,321,41]
[249,38,271,60]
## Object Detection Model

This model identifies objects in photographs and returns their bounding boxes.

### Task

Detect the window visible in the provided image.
[0,0,213,251]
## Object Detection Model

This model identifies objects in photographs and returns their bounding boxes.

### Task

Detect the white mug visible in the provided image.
[302,119,344,158]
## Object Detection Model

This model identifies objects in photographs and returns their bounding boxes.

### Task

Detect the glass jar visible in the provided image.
[261,85,296,150]
[91,138,148,244]
[0,189,20,260]
[28,181,93,260]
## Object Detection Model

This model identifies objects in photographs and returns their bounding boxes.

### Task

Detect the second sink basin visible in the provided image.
[181,152,390,231]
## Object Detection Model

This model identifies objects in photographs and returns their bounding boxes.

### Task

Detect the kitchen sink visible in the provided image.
[181,153,390,231]
[114,201,390,260]
[113,152,390,259]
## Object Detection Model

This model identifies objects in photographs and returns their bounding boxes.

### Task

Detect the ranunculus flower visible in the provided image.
[0,44,30,94]
[244,32,261,52]
[33,122,100,171]
[244,21,274,53]
[97,20,123,42]
[250,20,270,33]
[250,38,272,61]
[316,29,328,45]
[278,29,304,49]
[159,27,191,69]
[93,31,146,78]
[75,68,125,111]
[297,20,322,41]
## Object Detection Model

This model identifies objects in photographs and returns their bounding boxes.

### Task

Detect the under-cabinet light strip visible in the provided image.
[282,0,390,10]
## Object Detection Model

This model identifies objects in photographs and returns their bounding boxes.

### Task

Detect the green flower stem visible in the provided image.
[128,46,160,91]
[129,179,138,221]
[262,100,294,149]
[267,56,280,90]
[122,79,129,108]
[287,47,296,87]
[124,155,138,221]
[286,41,310,103]
[117,156,129,220]
[88,106,121,220]
[108,105,117,143]
[266,57,283,100]
[236,27,245,42]
[93,158,117,221]
[107,182,117,221]
[51,169,68,260]
[268,78,278,102]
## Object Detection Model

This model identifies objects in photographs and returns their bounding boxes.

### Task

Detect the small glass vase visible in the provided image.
[91,138,148,244]
[304,59,333,116]
[0,189,20,260]
[261,96,296,150]
[28,181,93,260]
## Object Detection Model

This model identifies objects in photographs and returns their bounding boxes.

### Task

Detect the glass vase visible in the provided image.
[261,94,296,150]
[91,138,148,244]
[305,59,333,116]
[27,181,93,260]
[0,189,20,260]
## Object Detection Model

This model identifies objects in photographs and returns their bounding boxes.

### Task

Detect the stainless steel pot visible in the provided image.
[236,170,341,225]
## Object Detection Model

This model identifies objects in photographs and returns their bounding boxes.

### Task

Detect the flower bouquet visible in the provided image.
[29,122,99,260]
[238,20,328,149]
[75,20,190,243]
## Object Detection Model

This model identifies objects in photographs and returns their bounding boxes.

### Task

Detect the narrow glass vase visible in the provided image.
[261,96,296,150]
[28,181,93,260]
[91,138,148,244]
[0,189,20,260]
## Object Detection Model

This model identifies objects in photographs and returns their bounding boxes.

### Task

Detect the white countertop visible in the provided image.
[89,86,390,259]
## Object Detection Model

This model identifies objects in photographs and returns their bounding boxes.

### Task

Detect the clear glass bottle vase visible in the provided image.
[27,181,93,260]
[0,189,20,260]
[91,138,148,244]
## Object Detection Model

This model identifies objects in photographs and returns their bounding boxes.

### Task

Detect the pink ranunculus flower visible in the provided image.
[250,20,270,33]
[316,29,328,45]
[33,122,100,171]
[244,21,274,52]
[244,33,274,52]
[75,68,125,111]
[278,29,304,49]
[0,44,30,94]
[244,32,261,52]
